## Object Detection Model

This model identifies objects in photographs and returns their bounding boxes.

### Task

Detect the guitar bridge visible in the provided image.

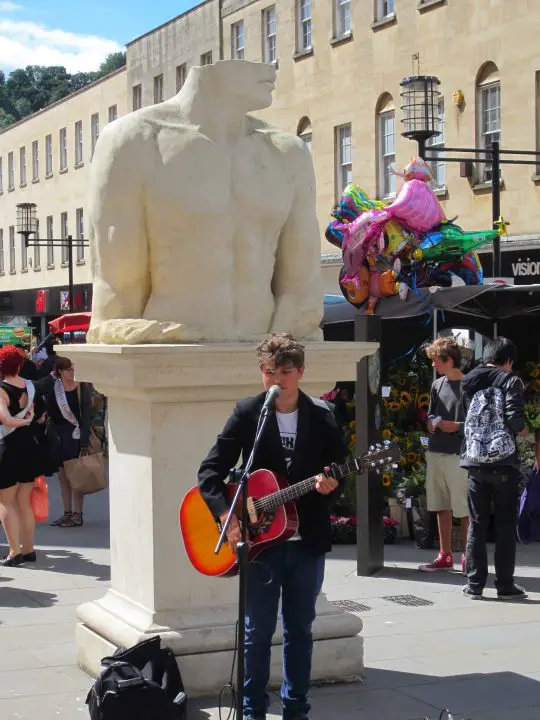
[246,497,258,525]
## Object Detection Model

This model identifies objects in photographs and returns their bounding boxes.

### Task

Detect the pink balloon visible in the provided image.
[340,210,382,276]
[387,179,445,232]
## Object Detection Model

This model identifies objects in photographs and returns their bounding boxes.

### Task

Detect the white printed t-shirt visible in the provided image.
[276,409,301,540]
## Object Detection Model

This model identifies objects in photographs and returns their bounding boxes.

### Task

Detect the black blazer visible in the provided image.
[198,390,349,555]
[36,375,94,448]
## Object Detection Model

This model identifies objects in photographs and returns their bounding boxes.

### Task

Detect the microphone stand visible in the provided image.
[215,402,274,720]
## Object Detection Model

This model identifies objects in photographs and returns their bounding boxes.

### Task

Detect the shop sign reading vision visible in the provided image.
[480,248,540,285]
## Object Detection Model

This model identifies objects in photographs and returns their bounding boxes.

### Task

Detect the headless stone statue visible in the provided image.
[87,60,323,344]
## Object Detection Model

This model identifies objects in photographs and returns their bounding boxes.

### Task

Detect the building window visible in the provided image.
[0,157,3,194]
[231,21,245,59]
[91,113,100,155]
[0,229,4,274]
[335,0,351,37]
[376,0,395,20]
[21,232,28,272]
[201,51,213,66]
[297,117,313,155]
[263,7,277,64]
[9,226,15,274]
[477,63,501,183]
[61,212,69,264]
[108,104,118,123]
[426,98,445,189]
[133,84,142,111]
[76,208,85,262]
[75,121,83,165]
[297,0,312,52]
[19,146,26,186]
[45,134,53,175]
[59,127,68,171]
[34,219,40,270]
[377,96,396,198]
[47,215,54,267]
[32,140,39,181]
[176,64,187,92]
[154,74,164,104]
[336,124,352,198]
[8,151,14,189]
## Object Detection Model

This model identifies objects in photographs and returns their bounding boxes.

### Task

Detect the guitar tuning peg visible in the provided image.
[376,443,382,449]
[375,469,381,475]
[370,462,376,468]
[392,463,399,469]
[378,459,385,465]
[383,439,391,447]
[369,445,375,452]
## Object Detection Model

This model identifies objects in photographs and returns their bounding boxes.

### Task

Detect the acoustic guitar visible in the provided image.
[180,442,400,578]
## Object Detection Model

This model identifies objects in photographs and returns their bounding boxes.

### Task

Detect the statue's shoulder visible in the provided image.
[102,101,189,145]
[248,115,311,163]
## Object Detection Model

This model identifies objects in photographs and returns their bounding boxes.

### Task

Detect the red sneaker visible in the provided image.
[418,552,454,572]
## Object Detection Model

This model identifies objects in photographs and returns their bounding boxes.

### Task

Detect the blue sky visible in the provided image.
[0,0,198,73]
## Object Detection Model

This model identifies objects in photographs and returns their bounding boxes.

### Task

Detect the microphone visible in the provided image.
[261,384,281,413]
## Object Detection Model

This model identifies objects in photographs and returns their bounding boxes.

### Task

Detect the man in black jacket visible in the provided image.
[460,337,528,600]
[198,334,348,720]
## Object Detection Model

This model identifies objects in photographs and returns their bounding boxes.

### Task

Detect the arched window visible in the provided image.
[297,116,313,155]
[376,93,395,198]
[476,62,501,183]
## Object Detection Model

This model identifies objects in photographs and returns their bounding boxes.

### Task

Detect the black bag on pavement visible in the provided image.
[86,636,187,720]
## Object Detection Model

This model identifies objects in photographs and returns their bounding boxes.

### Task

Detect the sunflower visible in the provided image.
[530,367,539,379]
[382,474,392,487]
[349,420,356,429]
[382,429,392,441]
[388,402,401,412]
[397,377,407,387]
[400,391,412,406]
[417,392,430,410]
[406,452,418,463]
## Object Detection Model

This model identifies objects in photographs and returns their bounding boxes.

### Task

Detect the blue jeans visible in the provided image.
[243,541,325,720]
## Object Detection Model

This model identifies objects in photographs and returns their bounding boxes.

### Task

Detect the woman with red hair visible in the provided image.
[0,345,46,566]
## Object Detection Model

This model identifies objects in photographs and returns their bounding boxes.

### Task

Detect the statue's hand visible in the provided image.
[87,319,186,345]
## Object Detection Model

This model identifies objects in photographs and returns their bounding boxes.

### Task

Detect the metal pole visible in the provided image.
[491,141,501,277]
[67,235,74,312]
[417,136,426,160]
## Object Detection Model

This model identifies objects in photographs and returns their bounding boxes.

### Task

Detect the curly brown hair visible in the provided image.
[425,337,462,368]
[255,333,305,369]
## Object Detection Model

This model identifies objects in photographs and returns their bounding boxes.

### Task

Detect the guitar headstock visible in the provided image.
[357,441,400,474]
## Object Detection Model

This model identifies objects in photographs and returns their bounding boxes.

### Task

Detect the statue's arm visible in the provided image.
[88,121,150,324]
[270,140,323,339]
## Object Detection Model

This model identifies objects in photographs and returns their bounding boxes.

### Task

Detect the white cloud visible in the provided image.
[0,2,24,11]
[0,18,123,74]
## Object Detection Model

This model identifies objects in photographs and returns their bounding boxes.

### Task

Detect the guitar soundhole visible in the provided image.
[250,512,275,537]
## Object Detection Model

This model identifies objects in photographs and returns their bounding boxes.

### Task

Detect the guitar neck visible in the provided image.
[256,458,359,514]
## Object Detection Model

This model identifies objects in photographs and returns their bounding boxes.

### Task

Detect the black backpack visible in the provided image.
[86,636,187,720]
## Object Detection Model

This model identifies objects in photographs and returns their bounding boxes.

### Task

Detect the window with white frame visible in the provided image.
[75,121,83,165]
[478,80,501,183]
[46,215,54,266]
[59,128,67,171]
[45,134,53,175]
[133,84,142,111]
[32,140,39,181]
[91,113,100,155]
[426,98,445,189]
[8,151,14,189]
[201,52,213,66]
[378,109,396,197]
[376,0,394,20]
[61,211,69,264]
[108,104,118,123]
[231,21,245,59]
[336,124,352,198]
[21,232,28,271]
[153,74,164,104]
[0,229,4,274]
[9,226,15,273]
[336,0,351,37]
[0,157,3,194]
[176,64,187,92]
[297,0,312,52]
[76,208,85,262]
[19,146,26,186]
[34,219,40,269]
[263,7,277,64]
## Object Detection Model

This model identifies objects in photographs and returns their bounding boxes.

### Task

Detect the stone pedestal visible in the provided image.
[64,341,377,696]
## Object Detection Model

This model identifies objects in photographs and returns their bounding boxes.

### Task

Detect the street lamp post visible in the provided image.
[400,74,441,159]
[16,202,89,313]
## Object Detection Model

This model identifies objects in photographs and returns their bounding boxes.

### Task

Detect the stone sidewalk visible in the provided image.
[2,480,540,719]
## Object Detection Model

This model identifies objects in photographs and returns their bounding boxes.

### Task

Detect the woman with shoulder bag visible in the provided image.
[38,357,94,527]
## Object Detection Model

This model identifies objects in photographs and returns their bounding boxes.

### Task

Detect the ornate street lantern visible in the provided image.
[16,202,38,246]
[400,75,441,157]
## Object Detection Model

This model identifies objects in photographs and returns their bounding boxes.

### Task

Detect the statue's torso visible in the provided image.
[142,123,296,338]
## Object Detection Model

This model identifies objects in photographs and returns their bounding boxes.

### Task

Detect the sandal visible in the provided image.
[50,512,76,528]
[72,512,84,527]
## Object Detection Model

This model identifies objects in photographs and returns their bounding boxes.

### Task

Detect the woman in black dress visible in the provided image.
[0,345,47,566]
[38,356,93,528]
